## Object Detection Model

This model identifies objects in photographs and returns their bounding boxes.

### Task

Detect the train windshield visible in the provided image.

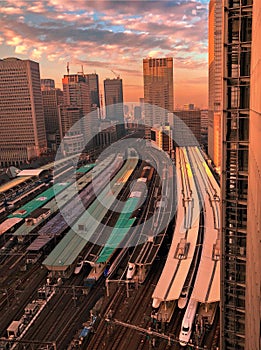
[182,326,189,332]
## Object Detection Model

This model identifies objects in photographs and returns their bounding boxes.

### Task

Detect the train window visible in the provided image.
[182,326,189,332]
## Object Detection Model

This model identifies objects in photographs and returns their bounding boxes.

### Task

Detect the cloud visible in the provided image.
[0,0,208,106]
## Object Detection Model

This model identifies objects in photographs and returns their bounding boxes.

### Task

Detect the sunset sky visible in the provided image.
[0,0,209,108]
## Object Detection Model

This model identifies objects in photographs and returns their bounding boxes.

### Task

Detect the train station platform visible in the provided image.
[152,148,200,303]
[13,169,94,237]
[43,156,138,276]
[189,202,220,303]
[188,147,220,303]
[75,164,95,174]
[0,176,32,194]
[17,169,46,177]
[0,217,23,236]
[96,196,140,263]
[8,182,70,219]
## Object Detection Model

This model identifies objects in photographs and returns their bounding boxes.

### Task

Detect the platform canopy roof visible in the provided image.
[17,169,45,177]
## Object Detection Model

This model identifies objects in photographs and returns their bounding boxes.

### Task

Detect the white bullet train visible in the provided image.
[179,298,198,346]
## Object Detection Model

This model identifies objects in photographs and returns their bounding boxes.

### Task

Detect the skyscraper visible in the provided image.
[62,74,91,115]
[41,82,63,152]
[58,105,84,156]
[143,57,174,138]
[41,78,55,91]
[0,58,47,167]
[86,73,100,110]
[62,73,98,145]
[104,77,125,138]
[173,109,201,145]
[208,0,222,174]
[220,1,260,349]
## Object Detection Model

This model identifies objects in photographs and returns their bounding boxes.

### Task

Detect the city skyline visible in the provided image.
[0,0,209,108]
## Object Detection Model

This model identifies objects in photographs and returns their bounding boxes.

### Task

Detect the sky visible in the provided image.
[0,0,209,108]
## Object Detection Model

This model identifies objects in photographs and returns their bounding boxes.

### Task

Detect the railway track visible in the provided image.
[87,250,167,350]
[18,273,87,349]
[0,265,47,337]
[11,158,143,349]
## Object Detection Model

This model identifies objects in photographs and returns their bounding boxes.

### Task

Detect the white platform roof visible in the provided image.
[17,169,44,177]
[152,148,200,302]
[189,147,220,303]
[0,217,23,235]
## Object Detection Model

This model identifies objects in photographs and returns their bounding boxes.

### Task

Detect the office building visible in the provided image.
[0,58,47,166]
[208,0,222,174]
[220,1,260,349]
[134,106,142,120]
[200,109,208,149]
[58,105,84,156]
[62,73,98,145]
[173,109,201,145]
[41,87,63,151]
[104,77,125,138]
[41,79,55,91]
[143,57,174,138]
[62,74,91,114]
[85,73,100,109]
[151,125,173,152]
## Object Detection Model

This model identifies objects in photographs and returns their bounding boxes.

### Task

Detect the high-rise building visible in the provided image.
[41,79,55,91]
[208,0,222,174]
[134,106,142,120]
[62,74,91,115]
[220,1,260,349]
[143,57,174,137]
[0,58,47,166]
[85,73,100,109]
[173,109,201,145]
[41,86,63,151]
[104,77,125,138]
[62,73,98,145]
[200,109,208,149]
[58,105,84,156]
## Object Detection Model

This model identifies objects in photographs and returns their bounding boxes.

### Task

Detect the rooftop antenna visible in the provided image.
[67,62,70,75]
